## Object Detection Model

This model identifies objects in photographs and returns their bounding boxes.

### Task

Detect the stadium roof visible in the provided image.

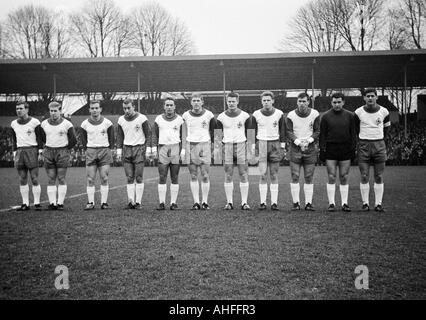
[0,49,425,94]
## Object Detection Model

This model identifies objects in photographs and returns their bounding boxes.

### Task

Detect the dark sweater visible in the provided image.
[319,108,356,150]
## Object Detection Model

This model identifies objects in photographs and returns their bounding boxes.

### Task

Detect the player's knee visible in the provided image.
[360,173,369,183]
[374,174,383,184]
[87,176,95,186]
[126,176,135,184]
[240,173,248,183]
[159,175,167,184]
[305,176,313,184]
[260,175,268,183]
[100,176,108,185]
[291,174,299,183]
[270,173,278,184]
[328,174,336,184]
[201,173,209,183]
[171,176,179,184]
[58,177,66,185]
[340,174,348,184]
[225,173,233,183]
[135,176,143,184]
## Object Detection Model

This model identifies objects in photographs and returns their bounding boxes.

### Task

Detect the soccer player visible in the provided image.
[10,101,43,211]
[216,92,251,210]
[319,92,356,212]
[40,101,77,210]
[153,97,183,210]
[251,91,286,210]
[116,98,152,210]
[181,93,216,210]
[354,88,390,212]
[286,92,320,211]
[80,100,114,210]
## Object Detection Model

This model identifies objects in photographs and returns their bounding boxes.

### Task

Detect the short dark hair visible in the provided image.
[16,101,29,109]
[164,97,175,105]
[89,100,101,107]
[261,91,274,99]
[297,92,310,100]
[48,101,62,110]
[331,92,345,101]
[363,88,377,96]
[227,92,239,100]
[123,98,134,106]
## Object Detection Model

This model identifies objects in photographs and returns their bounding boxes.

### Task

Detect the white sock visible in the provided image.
[290,183,300,203]
[135,183,144,204]
[32,184,41,205]
[158,183,167,204]
[340,184,349,205]
[20,184,29,206]
[304,183,314,204]
[259,183,267,204]
[87,186,95,204]
[240,182,249,205]
[190,181,200,204]
[224,182,234,204]
[270,183,279,205]
[101,184,109,204]
[374,183,384,206]
[327,183,336,205]
[202,181,210,204]
[170,184,179,204]
[57,185,67,205]
[127,184,135,203]
[47,185,57,205]
[360,183,370,205]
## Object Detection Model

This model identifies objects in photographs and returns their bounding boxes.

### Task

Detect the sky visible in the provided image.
[0,0,311,55]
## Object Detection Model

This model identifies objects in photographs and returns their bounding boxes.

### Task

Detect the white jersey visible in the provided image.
[355,105,390,140]
[41,118,74,148]
[81,117,113,148]
[253,108,283,141]
[118,113,148,146]
[155,114,183,145]
[217,110,250,143]
[286,108,320,140]
[11,117,40,148]
[182,109,215,143]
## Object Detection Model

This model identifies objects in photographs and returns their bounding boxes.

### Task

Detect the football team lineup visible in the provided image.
[9,89,390,213]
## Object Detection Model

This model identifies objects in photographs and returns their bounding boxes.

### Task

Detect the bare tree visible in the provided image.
[69,0,121,57]
[401,0,425,49]
[387,7,409,50]
[130,1,195,56]
[2,5,70,59]
[279,0,345,52]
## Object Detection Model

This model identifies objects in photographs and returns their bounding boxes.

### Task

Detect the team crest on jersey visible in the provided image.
[100,129,107,136]
[273,121,278,128]
[309,122,313,130]
[173,125,179,131]
[237,121,243,129]
[201,120,207,128]
[376,118,382,125]
[26,129,32,136]
[58,130,67,137]
[135,124,141,132]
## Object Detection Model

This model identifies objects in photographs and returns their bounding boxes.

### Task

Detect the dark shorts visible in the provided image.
[123,144,146,164]
[187,141,211,165]
[289,143,318,165]
[358,139,387,164]
[158,143,180,165]
[257,140,284,163]
[223,142,247,165]
[86,147,112,167]
[43,147,70,169]
[15,146,39,170]
[325,142,354,161]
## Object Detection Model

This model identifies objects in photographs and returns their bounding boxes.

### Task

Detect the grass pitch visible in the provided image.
[0,166,425,299]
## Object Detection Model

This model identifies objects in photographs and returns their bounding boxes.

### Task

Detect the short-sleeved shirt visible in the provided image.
[286,108,320,140]
[11,117,40,148]
[217,110,250,143]
[118,113,148,146]
[41,118,74,148]
[182,109,215,143]
[252,108,283,141]
[354,105,390,140]
[81,117,113,148]
[155,114,183,145]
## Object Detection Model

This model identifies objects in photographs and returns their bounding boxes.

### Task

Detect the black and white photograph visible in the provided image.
[0,0,425,305]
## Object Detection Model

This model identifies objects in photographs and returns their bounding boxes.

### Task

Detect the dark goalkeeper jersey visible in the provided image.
[319,108,356,150]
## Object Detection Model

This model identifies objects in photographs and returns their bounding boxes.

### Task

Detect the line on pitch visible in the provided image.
[0,177,158,213]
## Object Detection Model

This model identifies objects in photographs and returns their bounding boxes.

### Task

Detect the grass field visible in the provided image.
[0,165,425,299]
